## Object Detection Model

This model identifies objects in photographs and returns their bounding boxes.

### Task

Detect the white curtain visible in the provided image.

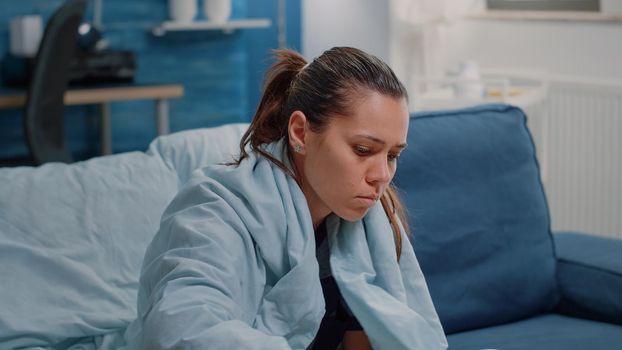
[389,0,483,96]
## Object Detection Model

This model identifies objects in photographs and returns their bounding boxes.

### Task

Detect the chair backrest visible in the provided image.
[23,0,86,164]
[394,104,559,334]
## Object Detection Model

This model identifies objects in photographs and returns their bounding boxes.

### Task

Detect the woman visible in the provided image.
[134,47,447,349]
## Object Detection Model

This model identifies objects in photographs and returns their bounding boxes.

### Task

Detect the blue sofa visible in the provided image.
[0,103,620,349]
[394,104,622,349]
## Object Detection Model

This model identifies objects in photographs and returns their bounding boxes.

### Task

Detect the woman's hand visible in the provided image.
[343,330,372,350]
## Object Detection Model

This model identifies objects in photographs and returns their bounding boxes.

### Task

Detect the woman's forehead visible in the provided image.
[328,93,409,143]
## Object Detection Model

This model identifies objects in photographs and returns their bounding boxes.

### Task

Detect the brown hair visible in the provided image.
[233,47,410,260]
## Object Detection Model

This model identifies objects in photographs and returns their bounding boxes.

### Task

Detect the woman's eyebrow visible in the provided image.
[355,134,408,149]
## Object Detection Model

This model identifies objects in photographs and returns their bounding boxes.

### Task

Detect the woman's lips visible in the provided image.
[355,196,378,207]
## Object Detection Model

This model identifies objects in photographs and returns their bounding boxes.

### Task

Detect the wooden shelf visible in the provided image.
[152,18,272,36]
[0,84,184,109]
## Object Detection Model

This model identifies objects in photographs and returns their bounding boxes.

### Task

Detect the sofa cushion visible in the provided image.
[554,232,622,325]
[393,104,558,334]
[447,314,622,350]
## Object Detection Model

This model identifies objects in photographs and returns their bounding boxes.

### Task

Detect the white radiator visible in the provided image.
[527,77,622,239]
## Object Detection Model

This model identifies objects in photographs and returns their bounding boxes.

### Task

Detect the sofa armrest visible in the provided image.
[553,231,622,325]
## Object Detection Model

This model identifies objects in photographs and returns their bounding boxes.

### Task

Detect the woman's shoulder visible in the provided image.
[170,157,286,211]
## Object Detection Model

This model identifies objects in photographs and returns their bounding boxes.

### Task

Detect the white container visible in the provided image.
[455,60,485,99]
[169,0,197,23]
[9,15,43,57]
[204,0,231,23]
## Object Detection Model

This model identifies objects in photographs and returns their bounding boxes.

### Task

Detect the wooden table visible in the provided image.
[0,84,184,155]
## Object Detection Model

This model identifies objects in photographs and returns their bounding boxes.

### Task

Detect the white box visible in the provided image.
[10,15,43,57]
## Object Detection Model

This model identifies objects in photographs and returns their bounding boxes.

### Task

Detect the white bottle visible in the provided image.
[169,0,197,23]
[456,60,485,99]
[204,0,232,23]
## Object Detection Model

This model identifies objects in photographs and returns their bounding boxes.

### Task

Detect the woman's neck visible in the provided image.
[291,153,331,231]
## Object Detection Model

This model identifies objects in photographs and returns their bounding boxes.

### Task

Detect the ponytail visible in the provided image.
[232,49,307,177]
[381,187,410,261]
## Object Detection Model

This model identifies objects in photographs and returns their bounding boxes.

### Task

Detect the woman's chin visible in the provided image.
[335,207,370,222]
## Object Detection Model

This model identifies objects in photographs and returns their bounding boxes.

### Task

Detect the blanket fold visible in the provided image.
[126,140,447,350]
[327,206,448,349]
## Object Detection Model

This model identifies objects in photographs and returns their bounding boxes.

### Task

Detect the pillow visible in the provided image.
[0,152,178,348]
[394,104,558,334]
[147,123,249,185]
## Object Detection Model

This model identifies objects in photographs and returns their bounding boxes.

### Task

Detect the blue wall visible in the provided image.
[0,0,300,160]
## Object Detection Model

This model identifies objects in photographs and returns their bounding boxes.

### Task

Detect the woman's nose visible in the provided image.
[367,156,392,184]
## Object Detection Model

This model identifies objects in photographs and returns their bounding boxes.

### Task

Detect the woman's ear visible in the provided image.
[288,111,307,155]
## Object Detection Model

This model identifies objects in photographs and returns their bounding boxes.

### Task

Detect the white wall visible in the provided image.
[444,18,622,80]
[301,0,389,62]
[302,0,622,79]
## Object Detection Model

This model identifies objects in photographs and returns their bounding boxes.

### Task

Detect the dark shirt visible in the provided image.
[309,220,363,350]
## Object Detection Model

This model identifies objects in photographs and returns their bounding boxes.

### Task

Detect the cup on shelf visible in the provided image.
[168,0,197,23]
[9,15,43,57]
[204,0,232,23]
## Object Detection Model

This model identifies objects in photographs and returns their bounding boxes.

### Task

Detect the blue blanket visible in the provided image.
[125,140,447,349]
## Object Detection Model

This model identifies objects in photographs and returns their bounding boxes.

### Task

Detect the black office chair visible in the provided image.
[23,0,86,164]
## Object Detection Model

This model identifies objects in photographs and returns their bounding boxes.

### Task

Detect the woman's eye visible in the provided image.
[354,146,371,155]
[388,153,400,162]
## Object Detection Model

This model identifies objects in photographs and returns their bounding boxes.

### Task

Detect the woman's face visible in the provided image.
[294,90,409,225]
